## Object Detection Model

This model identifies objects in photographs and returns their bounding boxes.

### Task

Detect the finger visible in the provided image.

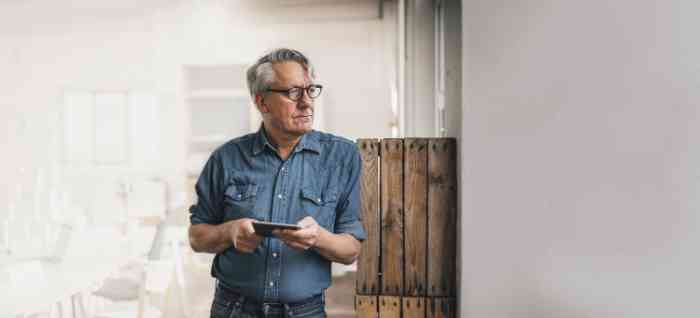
[242,221,257,236]
[240,239,259,248]
[282,235,314,249]
[297,216,316,228]
[275,229,296,240]
[246,231,263,241]
[273,230,287,240]
[286,228,315,240]
[283,239,309,250]
[236,243,254,252]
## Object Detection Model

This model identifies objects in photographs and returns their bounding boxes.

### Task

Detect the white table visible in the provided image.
[0,226,154,318]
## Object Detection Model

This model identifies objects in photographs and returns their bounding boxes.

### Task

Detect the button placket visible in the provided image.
[265,160,289,301]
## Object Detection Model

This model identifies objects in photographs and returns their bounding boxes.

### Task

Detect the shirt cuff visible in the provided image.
[189,205,216,225]
[334,219,367,241]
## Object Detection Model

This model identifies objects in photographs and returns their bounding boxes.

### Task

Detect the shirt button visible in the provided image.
[278,194,283,199]
[272,252,278,258]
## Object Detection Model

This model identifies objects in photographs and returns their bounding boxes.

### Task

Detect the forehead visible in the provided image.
[271,61,310,86]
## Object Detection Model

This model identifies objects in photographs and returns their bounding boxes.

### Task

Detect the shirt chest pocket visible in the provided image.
[223,183,260,221]
[300,187,338,231]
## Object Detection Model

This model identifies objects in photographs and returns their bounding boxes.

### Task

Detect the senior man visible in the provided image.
[188,48,366,318]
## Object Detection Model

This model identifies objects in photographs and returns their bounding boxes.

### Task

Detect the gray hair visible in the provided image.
[246,48,316,100]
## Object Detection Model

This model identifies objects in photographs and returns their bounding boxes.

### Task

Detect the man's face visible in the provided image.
[257,61,315,138]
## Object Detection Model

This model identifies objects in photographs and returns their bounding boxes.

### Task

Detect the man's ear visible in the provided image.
[255,94,269,113]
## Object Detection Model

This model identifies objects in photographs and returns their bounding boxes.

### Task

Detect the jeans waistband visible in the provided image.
[215,281,324,314]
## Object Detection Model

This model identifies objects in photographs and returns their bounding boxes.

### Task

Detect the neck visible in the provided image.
[262,125,302,160]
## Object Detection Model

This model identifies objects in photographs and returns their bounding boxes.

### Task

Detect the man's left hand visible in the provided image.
[274,216,322,250]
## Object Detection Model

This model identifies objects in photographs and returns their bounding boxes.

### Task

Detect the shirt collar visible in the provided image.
[251,126,321,156]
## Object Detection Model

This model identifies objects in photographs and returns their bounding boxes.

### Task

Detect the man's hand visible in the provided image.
[229,218,263,253]
[274,216,321,250]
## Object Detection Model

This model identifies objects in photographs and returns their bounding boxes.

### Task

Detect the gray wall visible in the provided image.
[460,1,700,317]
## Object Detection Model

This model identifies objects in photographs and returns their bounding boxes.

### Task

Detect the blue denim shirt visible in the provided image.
[189,128,366,303]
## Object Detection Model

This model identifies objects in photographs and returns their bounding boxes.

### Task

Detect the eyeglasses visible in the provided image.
[266,84,323,101]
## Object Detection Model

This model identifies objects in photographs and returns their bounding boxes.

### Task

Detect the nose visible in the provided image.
[297,90,313,108]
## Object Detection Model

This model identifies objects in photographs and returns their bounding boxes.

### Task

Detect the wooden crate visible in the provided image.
[355,138,457,318]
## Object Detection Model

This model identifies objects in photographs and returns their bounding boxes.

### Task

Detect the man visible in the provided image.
[188,48,366,318]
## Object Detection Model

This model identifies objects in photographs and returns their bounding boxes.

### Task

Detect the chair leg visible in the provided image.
[71,295,77,318]
[77,293,88,318]
[56,301,64,318]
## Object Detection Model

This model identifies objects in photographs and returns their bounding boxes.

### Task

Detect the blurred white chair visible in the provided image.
[126,179,166,225]
[149,231,212,318]
[91,259,168,318]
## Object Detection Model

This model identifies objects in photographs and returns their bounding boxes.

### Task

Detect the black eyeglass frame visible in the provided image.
[265,84,323,101]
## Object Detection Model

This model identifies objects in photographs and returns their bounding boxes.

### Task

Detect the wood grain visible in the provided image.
[355,295,378,318]
[380,139,404,295]
[426,298,456,318]
[402,297,426,318]
[427,139,457,297]
[356,139,381,295]
[403,138,428,296]
[378,296,401,318]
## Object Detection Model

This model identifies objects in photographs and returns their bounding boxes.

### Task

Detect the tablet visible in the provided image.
[252,221,302,237]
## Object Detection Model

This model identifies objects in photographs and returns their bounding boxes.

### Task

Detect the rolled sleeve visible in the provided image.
[334,146,367,241]
[189,151,226,225]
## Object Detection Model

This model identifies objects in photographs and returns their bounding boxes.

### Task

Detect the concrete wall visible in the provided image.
[460,1,700,317]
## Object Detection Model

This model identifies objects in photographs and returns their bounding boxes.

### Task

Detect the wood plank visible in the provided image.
[378,296,401,318]
[427,139,457,297]
[355,295,378,318]
[380,139,404,295]
[403,138,428,296]
[402,297,426,318]
[426,298,456,318]
[357,139,381,295]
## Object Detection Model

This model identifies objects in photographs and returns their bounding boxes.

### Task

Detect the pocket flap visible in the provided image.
[301,187,323,206]
[225,183,259,201]
[322,190,338,204]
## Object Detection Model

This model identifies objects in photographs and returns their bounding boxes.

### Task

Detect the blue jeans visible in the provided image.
[210,283,326,318]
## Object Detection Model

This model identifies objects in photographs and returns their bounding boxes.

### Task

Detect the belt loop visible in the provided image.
[234,294,243,308]
[284,303,293,317]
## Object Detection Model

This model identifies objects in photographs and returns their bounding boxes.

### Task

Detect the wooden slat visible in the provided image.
[427,139,457,297]
[357,139,381,295]
[402,297,426,318]
[356,295,379,318]
[426,298,456,318]
[378,296,401,318]
[380,139,404,295]
[403,138,428,296]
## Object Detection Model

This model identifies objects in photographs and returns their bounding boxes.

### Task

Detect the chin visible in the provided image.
[285,126,312,136]
[299,126,313,134]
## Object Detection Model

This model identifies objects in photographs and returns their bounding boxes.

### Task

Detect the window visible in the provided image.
[62,90,160,166]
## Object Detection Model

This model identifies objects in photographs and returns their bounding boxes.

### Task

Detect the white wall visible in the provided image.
[461,1,700,317]
[0,0,397,219]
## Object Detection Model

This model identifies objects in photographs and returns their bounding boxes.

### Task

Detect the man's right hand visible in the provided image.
[229,218,263,253]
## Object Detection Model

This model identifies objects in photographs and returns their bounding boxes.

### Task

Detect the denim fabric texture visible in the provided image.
[190,127,366,303]
[210,282,326,318]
